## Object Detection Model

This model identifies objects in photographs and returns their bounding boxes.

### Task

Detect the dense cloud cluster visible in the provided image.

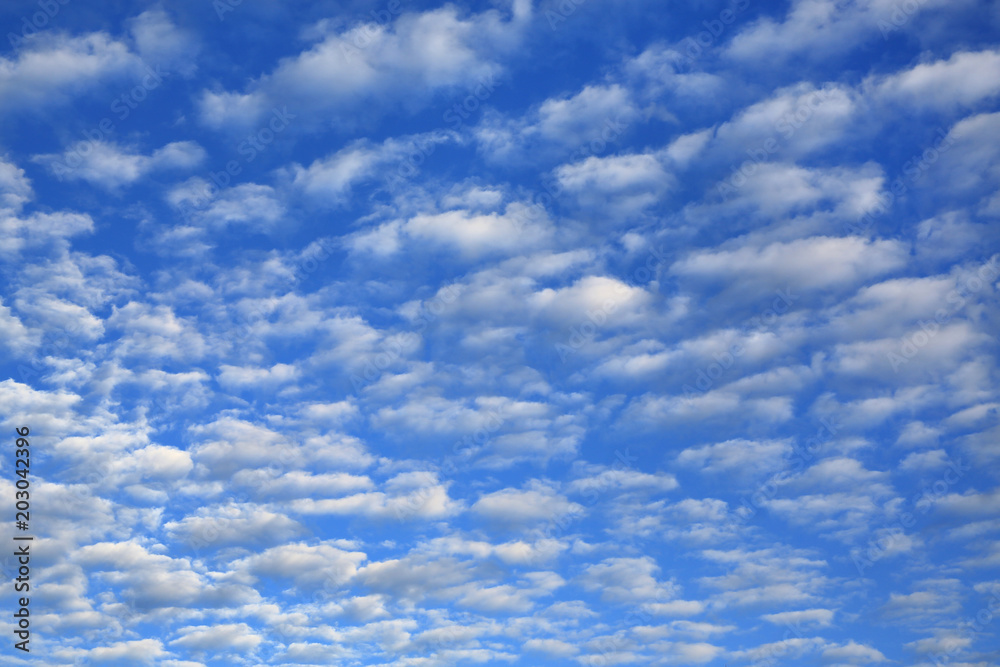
[0,0,998,665]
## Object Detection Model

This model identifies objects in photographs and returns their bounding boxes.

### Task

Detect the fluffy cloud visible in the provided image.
[5,1,998,665]
[198,3,530,129]
[35,140,205,190]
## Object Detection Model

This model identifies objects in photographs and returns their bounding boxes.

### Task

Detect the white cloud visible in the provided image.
[290,471,463,520]
[0,32,144,111]
[711,83,857,158]
[165,503,304,548]
[35,140,205,190]
[127,8,200,77]
[233,542,366,589]
[198,4,529,129]
[934,112,1000,194]
[0,296,36,355]
[524,637,579,657]
[187,417,293,479]
[13,292,104,341]
[898,448,950,472]
[350,200,554,259]
[555,152,674,219]
[579,556,677,604]
[291,131,457,205]
[217,363,300,389]
[107,301,208,362]
[475,83,636,164]
[2,4,996,664]
[762,608,835,627]
[74,639,167,664]
[472,482,584,526]
[0,156,33,211]
[531,275,653,326]
[0,209,94,260]
[626,390,795,425]
[725,0,958,64]
[566,466,679,496]
[676,438,791,476]
[822,640,888,663]
[667,642,724,664]
[73,540,259,611]
[233,469,373,500]
[699,547,830,608]
[169,624,262,652]
[672,236,907,293]
[934,487,1000,516]
[874,49,1000,112]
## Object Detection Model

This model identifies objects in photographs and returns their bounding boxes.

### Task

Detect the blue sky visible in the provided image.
[1,0,999,665]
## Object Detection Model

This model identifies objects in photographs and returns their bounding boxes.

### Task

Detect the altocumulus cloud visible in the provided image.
[0,0,998,665]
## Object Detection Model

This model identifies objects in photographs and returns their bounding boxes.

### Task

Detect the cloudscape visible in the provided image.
[1,0,999,665]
